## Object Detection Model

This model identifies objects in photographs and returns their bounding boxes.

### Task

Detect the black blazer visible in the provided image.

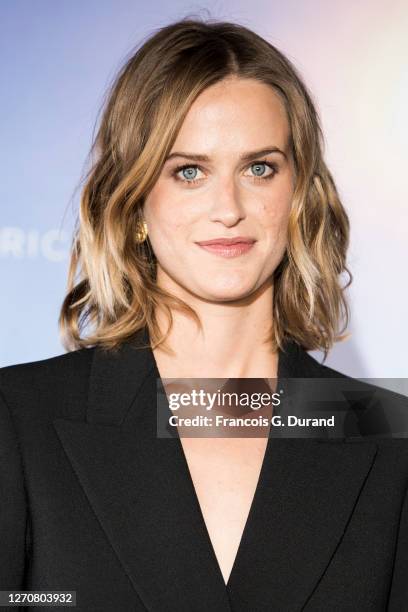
[1,327,408,611]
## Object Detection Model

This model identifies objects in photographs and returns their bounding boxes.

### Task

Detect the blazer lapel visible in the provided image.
[53,328,232,612]
[226,437,378,610]
[227,340,379,609]
[53,327,379,611]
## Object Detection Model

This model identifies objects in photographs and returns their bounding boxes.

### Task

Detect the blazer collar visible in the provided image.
[86,326,320,427]
[53,326,378,611]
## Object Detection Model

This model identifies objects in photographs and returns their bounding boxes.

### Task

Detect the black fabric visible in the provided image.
[0,327,408,611]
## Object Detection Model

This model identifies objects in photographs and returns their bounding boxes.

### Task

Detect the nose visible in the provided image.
[208,178,246,227]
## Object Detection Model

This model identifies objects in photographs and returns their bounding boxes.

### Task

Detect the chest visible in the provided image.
[179,436,269,585]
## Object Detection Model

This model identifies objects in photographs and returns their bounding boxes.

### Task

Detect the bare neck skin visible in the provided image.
[152,275,278,380]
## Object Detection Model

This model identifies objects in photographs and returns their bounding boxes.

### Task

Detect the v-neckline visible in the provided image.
[147,336,294,590]
[180,432,275,589]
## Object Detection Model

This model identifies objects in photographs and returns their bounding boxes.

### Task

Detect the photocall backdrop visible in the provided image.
[1,0,407,379]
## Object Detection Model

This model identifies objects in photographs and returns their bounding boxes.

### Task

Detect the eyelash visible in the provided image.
[172,159,279,185]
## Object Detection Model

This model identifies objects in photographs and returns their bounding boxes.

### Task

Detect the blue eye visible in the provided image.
[181,167,199,181]
[172,160,278,185]
[244,161,279,182]
[250,163,269,177]
[173,164,204,184]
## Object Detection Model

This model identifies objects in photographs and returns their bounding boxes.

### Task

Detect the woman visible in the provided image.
[1,17,407,612]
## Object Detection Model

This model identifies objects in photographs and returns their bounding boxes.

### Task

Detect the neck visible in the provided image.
[152,278,278,379]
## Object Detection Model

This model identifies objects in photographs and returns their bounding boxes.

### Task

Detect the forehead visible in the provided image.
[171,77,290,154]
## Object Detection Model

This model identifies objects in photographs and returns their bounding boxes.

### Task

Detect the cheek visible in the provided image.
[256,190,291,257]
[145,182,189,227]
[144,198,189,258]
[261,192,291,234]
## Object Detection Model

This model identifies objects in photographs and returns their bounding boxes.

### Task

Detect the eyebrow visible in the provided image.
[165,146,288,163]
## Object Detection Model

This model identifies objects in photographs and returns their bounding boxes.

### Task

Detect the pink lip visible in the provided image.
[196,236,256,246]
[196,241,256,258]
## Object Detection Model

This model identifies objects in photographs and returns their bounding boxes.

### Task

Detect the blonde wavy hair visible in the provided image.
[59,16,352,359]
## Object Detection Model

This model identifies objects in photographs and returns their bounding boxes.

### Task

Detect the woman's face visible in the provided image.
[143,76,296,302]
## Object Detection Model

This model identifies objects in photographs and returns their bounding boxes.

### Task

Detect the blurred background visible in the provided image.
[1,0,407,378]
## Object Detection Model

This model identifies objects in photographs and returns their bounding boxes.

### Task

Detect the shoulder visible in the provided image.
[294,345,408,442]
[0,347,95,418]
[304,347,406,408]
[0,346,94,388]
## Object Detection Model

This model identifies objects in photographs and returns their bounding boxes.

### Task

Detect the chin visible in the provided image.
[198,283,254,302]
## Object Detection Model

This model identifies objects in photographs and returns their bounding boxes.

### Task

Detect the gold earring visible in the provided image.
[135,220,148,243]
